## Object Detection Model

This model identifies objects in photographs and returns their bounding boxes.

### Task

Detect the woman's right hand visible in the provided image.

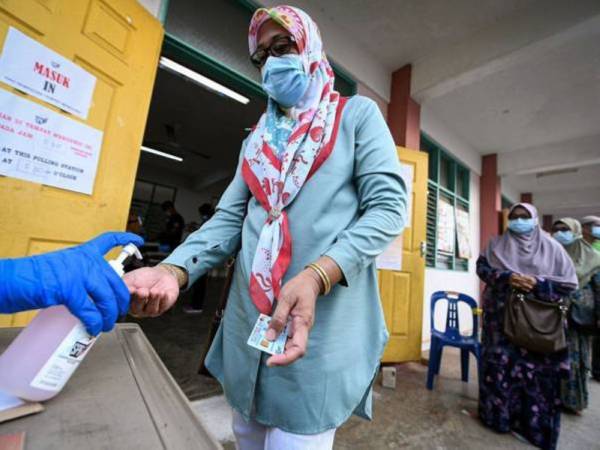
[509,273,537,292]
[123,266,180,317]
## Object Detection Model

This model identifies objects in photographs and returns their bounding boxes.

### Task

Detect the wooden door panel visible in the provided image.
[0,0,163,327]
[0,0,56,35]
[380,148,428,363]
[379,271,410,337]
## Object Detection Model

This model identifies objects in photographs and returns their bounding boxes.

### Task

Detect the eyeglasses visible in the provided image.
[250,35,298,68]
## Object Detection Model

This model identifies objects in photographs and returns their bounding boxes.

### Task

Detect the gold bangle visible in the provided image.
[158,263,188,288]
[306,263,331,296]
[306,264,328,295]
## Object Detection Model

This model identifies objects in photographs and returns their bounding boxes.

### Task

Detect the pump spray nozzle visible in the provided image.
[109,243,143,277]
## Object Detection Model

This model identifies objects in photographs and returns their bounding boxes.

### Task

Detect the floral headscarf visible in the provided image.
[244,6,347,313]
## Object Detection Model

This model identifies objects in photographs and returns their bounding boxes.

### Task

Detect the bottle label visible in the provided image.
[30,323,96,392]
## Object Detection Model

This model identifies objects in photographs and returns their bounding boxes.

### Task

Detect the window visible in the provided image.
[422,133,471,271]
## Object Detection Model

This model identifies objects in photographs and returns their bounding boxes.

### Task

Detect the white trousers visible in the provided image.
[232,410,336,450]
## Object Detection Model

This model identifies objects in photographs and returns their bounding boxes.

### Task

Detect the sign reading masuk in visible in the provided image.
[0,27,96,119]
[0,89,102,195]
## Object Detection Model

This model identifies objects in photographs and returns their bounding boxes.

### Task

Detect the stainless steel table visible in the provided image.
[0,324,221,450]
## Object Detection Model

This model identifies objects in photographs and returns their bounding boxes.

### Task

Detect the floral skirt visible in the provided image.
[561,325,589,413]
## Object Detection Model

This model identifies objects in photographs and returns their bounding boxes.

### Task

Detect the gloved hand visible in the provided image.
[0,232,144,336]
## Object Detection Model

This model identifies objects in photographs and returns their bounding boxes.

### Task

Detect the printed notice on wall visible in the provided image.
[376,235,403,271]
[455,208,472,259]
[0,89,103,195]
[0,27,96,119]
[436,199,456,254]
[399,163,414,226]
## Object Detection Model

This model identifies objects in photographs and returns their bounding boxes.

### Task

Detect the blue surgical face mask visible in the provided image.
[553,230,575,246]
[261,54,309,108]
[592,225,600,239]
[508,218,536,234]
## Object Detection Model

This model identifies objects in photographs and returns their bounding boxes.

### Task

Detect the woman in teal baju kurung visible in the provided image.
[163,93,406,434]
[125,5,407,448]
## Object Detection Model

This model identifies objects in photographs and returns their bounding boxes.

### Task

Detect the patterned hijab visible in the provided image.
[244,6,347,313]
[484,203,577,288]
[556,217,600,287]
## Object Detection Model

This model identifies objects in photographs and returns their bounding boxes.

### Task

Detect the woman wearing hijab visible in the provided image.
[477,203,577,450]
[581,215,600,381]
[124,5,407,449]
[580,215,600,252]
[551,218,600,413]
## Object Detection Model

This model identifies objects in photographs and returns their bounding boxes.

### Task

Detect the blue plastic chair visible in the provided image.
[426,291,481,390]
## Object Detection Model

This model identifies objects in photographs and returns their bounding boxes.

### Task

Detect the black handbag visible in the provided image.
[503,289,568,354]
[197,258,236,377]
[197,197,249,376]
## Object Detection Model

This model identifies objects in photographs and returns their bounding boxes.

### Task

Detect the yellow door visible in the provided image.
[0,0,163,326]
[380,147,428,362]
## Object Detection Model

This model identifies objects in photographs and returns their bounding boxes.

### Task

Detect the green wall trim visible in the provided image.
[158,0,170,24]
[235,0,262,13]
[330,60,358,96]
[422,131,471,272]
[162,33,266,100]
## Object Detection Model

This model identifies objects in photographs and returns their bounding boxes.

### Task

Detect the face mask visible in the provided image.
[261,54,309,108]
[592,226,600,239]
[553,230,575,246]
[508,218,536,234]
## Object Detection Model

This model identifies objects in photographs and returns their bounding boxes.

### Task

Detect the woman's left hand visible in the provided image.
[265,269,322,367]
[514,274,537,292]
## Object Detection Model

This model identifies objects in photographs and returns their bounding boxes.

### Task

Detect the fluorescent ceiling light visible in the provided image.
[141,145,183,162]
[515,158,600,176]
[535,168,578,178]
[159,56,250,105]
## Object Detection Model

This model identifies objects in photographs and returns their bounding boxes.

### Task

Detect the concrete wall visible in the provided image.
[165,0,260,85]
[137,0,163,18]
[501,182,520,206]
[420,105,482,350]
[357,81,388,119]
[421,106,481,175]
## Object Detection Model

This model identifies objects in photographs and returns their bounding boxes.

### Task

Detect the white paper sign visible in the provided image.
[0,27,96,119]
[455,208,472,259]
[0,89,103,195]
[376,235,404,271]
[399,163,414,226]
[437,199,456,254]
[376,163,414,271]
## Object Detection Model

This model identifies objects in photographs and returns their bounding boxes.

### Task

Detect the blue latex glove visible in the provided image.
[0,232,144,336]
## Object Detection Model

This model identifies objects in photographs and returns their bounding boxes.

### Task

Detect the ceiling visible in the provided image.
[425,22,600,154]
[418,6,600,217]
[294,0,539,69]
[139,67,265,188]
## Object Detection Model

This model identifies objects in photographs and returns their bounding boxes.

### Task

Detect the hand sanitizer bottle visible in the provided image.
[0,244,142,402]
